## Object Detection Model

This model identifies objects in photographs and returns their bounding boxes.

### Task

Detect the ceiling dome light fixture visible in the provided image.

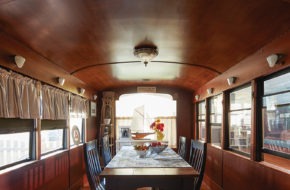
[134,46,158,67]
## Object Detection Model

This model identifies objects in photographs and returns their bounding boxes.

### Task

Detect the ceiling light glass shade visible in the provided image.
[14,55,26,68]
[58,77,65,86]
[79,88,85,94]
[134,47,158,66]
[266,54,279,68]
[207,88,213,95]
[227,76,236,86]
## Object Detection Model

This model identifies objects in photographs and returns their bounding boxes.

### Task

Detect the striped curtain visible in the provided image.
[0,68,40,119]
[70,94,87,118]
[42,85,69,120]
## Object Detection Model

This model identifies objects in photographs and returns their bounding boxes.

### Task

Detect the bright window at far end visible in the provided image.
[116,93,177,147]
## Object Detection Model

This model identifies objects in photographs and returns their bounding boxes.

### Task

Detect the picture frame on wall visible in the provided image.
[90,101,97,117]
[120,127,131,139]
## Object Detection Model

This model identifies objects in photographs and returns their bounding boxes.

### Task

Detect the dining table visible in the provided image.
[100,145,199,190]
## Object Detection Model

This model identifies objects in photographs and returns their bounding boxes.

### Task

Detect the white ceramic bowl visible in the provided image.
[135,150,148,158]
[149,145,168,154]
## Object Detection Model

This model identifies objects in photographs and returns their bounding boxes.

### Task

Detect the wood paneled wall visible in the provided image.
[0,151,69,190]
[198,30,290,190]
[0,142,93,190]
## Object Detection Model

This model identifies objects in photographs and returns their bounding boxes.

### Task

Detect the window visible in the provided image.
[41,120,66,155]
[116,93,177,147]
[262,70,290,158]
[198,101,206,141]
[209,94,223,147]
[70,118,84,146]
[228,85,252,155]
[0,118,34,169]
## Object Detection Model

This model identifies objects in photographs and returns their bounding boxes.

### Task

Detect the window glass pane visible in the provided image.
[210,95,223,123]
[210,94,222,146]
[0,132,30,168]
[229,110,251,154]
[198,101,206,141]
[41,129,64,154]
[199,121,206,141]
[198,101,206,120]
[262,92,290,155]
[264,72,290,95]
[70,118,83,146]
[230,86,252,110]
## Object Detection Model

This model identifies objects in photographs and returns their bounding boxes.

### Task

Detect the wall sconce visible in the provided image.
[266,53,285,68]
[207,88,213,95]
[58,77,65,86]
[79,88,85,95]
[93,94,98,100]
[14,55,26,68]
[227,76,236,86]
[195,94,200,101]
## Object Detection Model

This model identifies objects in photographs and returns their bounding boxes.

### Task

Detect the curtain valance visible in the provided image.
[0,68,40,119]
[70,94,87,118]
[42,85,69,120]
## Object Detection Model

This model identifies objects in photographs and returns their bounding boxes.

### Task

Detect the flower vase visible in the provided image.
[156,130,164,141]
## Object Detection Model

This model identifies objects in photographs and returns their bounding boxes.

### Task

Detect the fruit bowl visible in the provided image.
[134,145,149,158]
[149,142,168,154]
[135,150,148,158]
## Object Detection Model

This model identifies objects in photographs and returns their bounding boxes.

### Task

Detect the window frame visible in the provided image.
[197,100,206,141]
[228,84,252,157]
[40,119,67,156]
[209,94,223,147]
[261,68,290,159]
[0,118,35,170]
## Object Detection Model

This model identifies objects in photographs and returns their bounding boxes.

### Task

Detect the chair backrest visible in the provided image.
[83,140,105,190]
[178,136,187,160]
[102,135,112,166]
[189,140,207,190]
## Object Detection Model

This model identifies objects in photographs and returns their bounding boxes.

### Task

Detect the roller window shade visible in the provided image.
[0,118,34,133]
[41,119,67,130]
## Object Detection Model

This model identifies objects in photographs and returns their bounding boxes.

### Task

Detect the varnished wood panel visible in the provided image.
[223,151,290,190]
[0,0,289,91]
[196,29,290,100]
[0,151,70,190]
[69,146,84,190]
[204,145,223,188]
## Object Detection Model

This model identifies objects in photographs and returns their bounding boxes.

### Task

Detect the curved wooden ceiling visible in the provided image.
[0,0,289,92]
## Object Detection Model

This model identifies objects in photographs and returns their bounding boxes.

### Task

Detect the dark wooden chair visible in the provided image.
[178,136,187,160]
[83,139,105,190]
[102,135,112,166]
[189,140,207,190]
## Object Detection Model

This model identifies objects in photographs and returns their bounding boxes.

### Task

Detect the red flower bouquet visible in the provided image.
[150,119,165,141]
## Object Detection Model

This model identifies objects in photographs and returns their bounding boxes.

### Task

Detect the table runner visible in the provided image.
[106,146,192,168]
